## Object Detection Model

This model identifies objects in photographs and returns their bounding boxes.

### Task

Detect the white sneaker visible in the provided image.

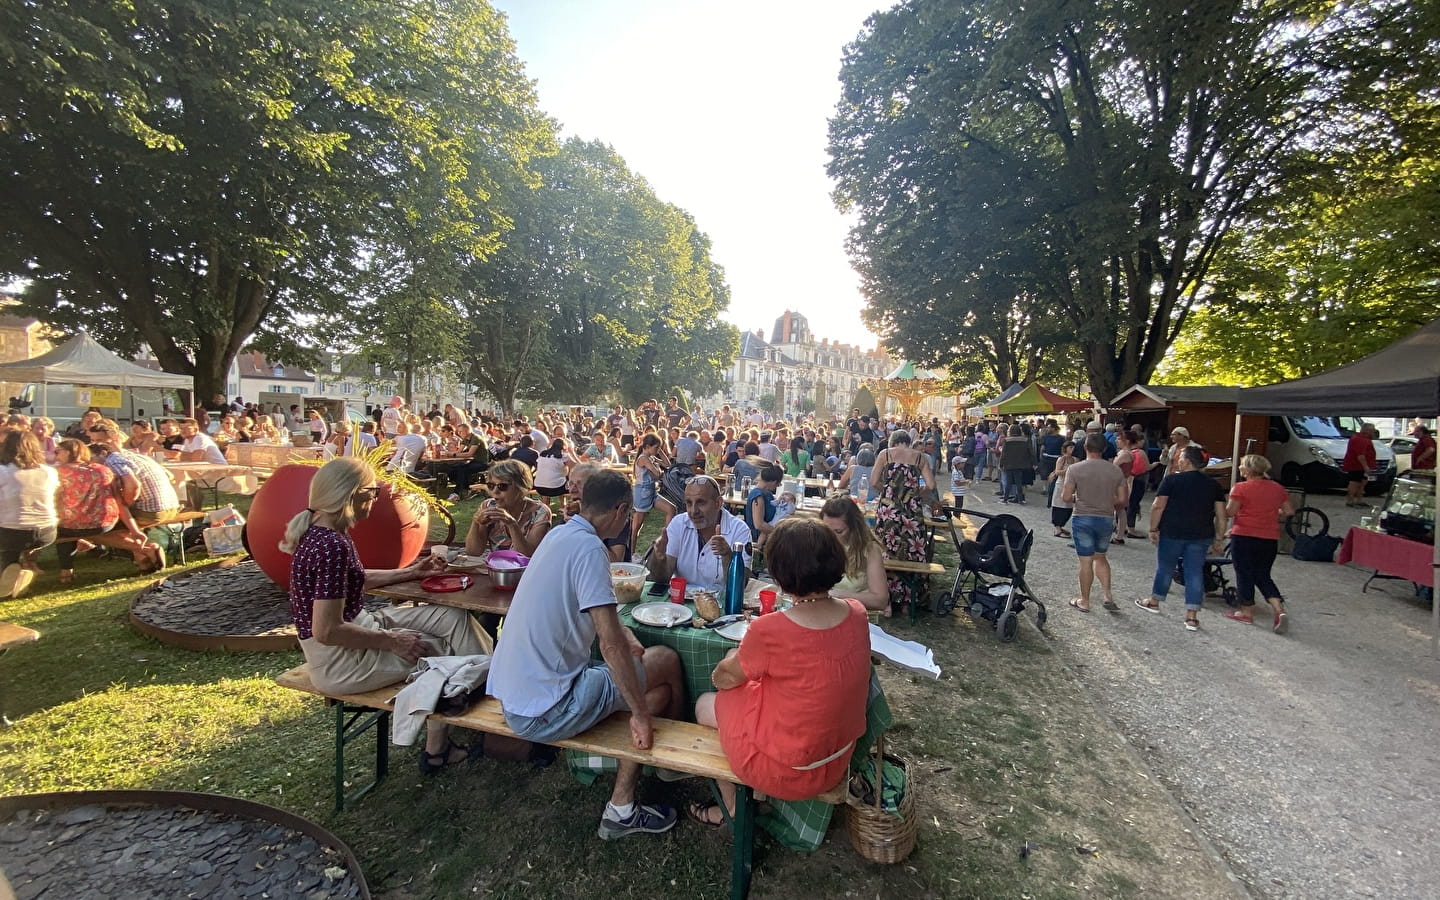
[10,568,34,598]
[0,564,19,597]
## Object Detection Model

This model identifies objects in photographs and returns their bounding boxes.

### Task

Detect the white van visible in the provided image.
[12,383,169,430]
[1265,415,1396,494]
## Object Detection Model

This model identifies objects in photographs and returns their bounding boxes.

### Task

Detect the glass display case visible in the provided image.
[1378,475,1436,543]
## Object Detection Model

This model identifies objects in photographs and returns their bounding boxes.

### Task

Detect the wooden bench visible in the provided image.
[276,664,843,899]
[1,621,39,726]
[50,510,208,568]
[883,558,946,576]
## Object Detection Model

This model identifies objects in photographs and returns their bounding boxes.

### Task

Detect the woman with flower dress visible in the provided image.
[870,429,936,613]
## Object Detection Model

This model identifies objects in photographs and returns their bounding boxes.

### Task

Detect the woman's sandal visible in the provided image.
[686,801,728,828]
[417,739,473,775]
[1223,610,1254,624]
[1185,614,1200,632]
[1068,598,1091,613]
[59,571,74,586]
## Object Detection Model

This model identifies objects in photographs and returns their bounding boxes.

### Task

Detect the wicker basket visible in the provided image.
[843,732,916,863]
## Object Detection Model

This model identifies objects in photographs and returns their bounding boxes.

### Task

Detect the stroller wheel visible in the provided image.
[996,611,1018,642]
[934,590,957,617]
[1035,605,1048,632]
[1223,586,1239,607]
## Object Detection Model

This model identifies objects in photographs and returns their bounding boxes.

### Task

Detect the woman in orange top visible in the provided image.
[1223,454,1295,634]
[690,517,871,826]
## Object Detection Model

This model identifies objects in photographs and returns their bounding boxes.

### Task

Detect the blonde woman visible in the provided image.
[819,495,889,612]
[463,458,551,557]
[1222,454,1295,634]
[282,457,490,773]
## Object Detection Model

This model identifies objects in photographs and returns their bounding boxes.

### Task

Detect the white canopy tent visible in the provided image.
[0,332,193,415]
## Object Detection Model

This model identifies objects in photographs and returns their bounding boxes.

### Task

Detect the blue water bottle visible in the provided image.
[724,541,749,616]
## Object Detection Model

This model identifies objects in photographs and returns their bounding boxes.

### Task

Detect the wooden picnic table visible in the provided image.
[368,575,514,618]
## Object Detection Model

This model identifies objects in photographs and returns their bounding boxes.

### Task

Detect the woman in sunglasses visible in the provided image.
[463,458,551,558]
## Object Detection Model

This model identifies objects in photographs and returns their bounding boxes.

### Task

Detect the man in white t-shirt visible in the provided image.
[488,470,684,840]
[380,401,403,438]
[647,476,752,591]
[177,418,227,465]
[389,422,429,472]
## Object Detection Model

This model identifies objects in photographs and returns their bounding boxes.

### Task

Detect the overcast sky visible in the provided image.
[491,0,889,349]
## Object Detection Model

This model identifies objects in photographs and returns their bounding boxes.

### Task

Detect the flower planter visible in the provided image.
[246,464,428,590]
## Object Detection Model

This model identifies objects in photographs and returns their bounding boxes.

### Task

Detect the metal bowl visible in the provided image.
[488,566,525,591]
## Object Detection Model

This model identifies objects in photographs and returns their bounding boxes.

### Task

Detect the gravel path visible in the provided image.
[953,485,1439,899]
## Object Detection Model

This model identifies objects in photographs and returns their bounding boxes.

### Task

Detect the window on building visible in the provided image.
[292,387,305,394]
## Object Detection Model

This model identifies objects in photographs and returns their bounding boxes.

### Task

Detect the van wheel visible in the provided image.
[1280,463,1303,487]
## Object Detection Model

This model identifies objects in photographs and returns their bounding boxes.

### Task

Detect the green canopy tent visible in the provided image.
[985,383,1093,416]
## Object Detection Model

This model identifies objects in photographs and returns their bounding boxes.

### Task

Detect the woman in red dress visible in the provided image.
[690,517,871,825]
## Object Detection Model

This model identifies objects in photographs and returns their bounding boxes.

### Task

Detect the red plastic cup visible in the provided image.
[758,589,777,615]
[669,576,687,605]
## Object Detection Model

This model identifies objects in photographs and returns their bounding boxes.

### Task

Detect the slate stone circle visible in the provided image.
[0,803,361,899]
[129,559,389,646]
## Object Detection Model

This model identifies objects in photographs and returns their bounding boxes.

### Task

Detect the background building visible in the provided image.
[712,310,954,419]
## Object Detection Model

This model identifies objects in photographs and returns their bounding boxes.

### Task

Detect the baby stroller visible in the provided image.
[934,507,1045,641]
[1172,542,1239,606]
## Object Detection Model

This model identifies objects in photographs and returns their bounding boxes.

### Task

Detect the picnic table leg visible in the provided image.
[332,701,391,812]
[730,784,755,900]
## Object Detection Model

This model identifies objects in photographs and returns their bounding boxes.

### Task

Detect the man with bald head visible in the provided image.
[646,475,752,592]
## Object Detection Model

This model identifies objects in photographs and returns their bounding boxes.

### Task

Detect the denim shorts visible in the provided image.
[633,479,656,513]
[503,661,645,745]
[1070,515,1114,557]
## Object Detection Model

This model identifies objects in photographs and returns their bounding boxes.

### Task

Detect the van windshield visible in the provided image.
[1287,416,1365,440]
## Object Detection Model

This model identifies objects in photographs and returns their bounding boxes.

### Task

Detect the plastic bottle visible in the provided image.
[724,542,749,616]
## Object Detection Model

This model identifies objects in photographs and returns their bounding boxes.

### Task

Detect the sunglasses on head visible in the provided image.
[354,486,380,500]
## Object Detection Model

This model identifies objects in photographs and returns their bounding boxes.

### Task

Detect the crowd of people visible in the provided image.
[0,412,177,596]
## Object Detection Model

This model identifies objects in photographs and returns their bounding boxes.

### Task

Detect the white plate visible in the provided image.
[715,619,750,642]
[631,602,694,628]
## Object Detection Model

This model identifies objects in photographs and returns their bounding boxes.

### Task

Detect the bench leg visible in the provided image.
[332,701,391,812]
[729,784,755,900]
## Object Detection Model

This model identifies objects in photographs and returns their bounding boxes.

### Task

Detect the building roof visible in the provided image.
[738,331,799,366]
[236,351,315,382]
[1109,384,1243,408]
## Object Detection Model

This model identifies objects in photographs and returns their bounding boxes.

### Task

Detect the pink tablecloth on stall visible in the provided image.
[1337,527,1435,587]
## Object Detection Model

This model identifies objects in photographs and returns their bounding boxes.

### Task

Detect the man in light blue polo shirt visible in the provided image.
[488,469,685,840]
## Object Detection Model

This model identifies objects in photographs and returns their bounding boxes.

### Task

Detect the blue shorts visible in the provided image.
[633,480,656,513]
[503,660,645,745]
[1070,515,1114,557]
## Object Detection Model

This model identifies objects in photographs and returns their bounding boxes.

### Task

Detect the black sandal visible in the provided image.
[417,738,472,775]
[686,801,728,828]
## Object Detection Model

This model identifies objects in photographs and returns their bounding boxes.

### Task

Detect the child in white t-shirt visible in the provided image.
[950,465,970,510]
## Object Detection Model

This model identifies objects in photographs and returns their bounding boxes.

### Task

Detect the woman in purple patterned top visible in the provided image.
[283,457,490,774]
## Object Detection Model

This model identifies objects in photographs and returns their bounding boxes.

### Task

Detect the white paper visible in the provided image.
[868,624,941,679]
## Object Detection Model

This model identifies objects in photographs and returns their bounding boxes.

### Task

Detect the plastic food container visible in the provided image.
[610,562,647,604]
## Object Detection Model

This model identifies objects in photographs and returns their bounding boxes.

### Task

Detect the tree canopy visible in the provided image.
[461,138,738,413]
[0,0,550,399]
[828,0,1437,402]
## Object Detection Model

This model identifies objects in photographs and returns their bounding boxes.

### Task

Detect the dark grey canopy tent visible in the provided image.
[1237,317,1439,654]
[1236,318,1440,417]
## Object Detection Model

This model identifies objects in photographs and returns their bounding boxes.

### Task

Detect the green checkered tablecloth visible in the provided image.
[566,593,894,851]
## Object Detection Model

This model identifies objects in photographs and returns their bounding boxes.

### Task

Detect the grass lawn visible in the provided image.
[0,493,1232,898]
